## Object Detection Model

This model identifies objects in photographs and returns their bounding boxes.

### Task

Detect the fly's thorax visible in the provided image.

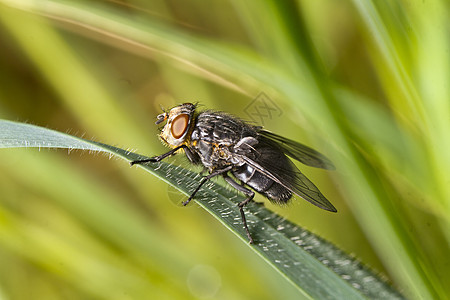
[158,103,197,148]
[190,138,236,169]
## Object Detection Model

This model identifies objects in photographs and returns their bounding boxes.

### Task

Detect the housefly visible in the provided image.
[131,103,336,244]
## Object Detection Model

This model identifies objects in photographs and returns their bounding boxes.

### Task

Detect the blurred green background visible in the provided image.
[0,0,449,299]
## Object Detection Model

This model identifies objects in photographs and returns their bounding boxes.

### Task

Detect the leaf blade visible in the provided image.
[0,119,404,299]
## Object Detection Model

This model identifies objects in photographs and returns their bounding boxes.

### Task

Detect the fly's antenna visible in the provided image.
[155,104,169,125]
[155,113,168,125]
[192,101,203,112]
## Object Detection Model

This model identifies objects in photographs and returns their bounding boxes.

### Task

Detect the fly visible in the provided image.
[130,103,336,244]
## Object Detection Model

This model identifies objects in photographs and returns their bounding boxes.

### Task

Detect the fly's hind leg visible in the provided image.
[223,175,255,244]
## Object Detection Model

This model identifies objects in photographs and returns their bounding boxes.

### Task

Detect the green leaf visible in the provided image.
[0,119,404,299]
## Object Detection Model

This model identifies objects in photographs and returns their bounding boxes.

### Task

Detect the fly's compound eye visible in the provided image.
[171,113,189,139]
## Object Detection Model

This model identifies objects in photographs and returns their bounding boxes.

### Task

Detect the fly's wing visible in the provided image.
[240,140,337,212]
[258,130,335,170]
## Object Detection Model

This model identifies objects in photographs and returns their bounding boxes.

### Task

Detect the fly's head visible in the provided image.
[156,103,197,147]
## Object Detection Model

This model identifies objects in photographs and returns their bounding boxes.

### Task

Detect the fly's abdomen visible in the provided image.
[232,141,295,204]
[232,164,292,204]
[263,181,292,203]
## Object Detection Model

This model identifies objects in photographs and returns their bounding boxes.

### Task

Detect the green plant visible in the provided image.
[0,120,405,299]
[0,0,448,299]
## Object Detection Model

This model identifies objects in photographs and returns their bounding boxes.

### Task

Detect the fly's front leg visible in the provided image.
[182,165,233,206]
[223,174,255,244]
[130,145,187,166]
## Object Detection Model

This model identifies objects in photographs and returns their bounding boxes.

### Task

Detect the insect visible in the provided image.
[131,103,336,244]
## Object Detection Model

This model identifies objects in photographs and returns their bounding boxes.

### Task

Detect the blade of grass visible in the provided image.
[351,1,424,127]
[0,119,405,299]
[264,2,439,299]
[0,3,155,150]
[1,1,443,297]
[0,205,184,299]
[411,0,450,233]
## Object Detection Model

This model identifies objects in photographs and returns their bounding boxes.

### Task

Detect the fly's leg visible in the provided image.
[182,165,233,206]
[130,145,187,166]
[223,175,255,244]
